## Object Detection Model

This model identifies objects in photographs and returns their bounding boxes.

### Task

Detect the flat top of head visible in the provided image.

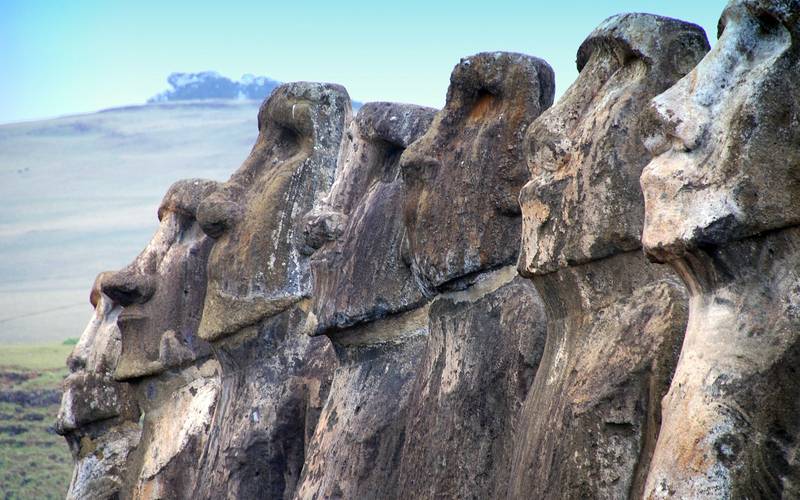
[577,13,709,74]
[355,102,437,148]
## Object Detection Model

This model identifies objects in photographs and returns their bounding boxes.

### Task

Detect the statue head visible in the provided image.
[196,82,351,341]
[56,274,141,500]
[101,179,219,380]
[641,0,800,261]
[304,102,436,334]
[518,13,709,276]
[400,52,555,291]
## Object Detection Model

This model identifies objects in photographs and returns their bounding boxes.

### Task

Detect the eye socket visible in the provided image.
[755,11,782,36]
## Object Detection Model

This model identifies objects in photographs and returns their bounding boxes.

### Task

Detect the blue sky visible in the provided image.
[1,0,728,124]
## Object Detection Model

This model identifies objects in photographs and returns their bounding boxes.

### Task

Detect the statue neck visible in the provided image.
[532,250,678,321]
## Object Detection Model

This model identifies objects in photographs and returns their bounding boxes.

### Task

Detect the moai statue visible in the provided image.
[510,15,708,499]
[102,179,219,380]
[56,274,141,500]
[295,102,436,498]
[196,82,351,342]
[304,102,436,333]
[191,82,346,499]
[396,52,552,498]
[100,178,222,498]
[402,52,555,293]
[640,1,800,497]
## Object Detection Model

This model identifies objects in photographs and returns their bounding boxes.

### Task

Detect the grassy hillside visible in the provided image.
[0,342,73,499]
[0,101,259,344]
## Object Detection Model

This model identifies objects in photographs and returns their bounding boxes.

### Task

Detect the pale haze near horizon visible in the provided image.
[1,0,727,124]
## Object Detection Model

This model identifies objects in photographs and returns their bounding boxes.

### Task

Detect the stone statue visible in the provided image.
[191,82,346,498]
[196,82,351,341]
[304,101,436,333]
[56,274,140,500]
[99,178,222,497]
[54,3,800,495]
[401,52,555,293]
[102,179,219,380]
[296,102,436,498]
[396,52,552,498]
[511,14,708,499]
[641,1,800,497]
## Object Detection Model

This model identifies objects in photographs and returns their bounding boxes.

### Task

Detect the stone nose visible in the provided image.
[196,192,241,239]
[101,269,156,307]
[644,89,709,158]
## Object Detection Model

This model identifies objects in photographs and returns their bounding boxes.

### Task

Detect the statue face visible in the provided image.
[196,82,350,341]
[305,102,436,334]
[518,14,709,276]
[102,179,218,380]
[58,276,131,431]
[56,275,141,500]
[641,0,800,262]
[400,52,555,291]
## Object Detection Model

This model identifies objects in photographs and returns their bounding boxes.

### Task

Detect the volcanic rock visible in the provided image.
[641,1,800,497]
[510,14,707,499]
[401,52,555,292]
[196,82,351,341]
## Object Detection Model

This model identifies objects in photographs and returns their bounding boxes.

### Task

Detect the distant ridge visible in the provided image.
[148,71,281,103]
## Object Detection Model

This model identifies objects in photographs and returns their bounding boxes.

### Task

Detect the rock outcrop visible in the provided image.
[641,1,800,497]
[58,2,800,498]
[511,14,707,499]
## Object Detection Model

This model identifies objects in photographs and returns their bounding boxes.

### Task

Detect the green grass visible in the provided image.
[0,342,73,499]
[0,342,73,371]
[0,403,72,500]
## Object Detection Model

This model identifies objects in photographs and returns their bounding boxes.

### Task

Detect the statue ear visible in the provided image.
[400,228,413,269]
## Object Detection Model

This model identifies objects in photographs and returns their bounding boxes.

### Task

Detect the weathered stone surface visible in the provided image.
[65,423,142,500]
[196,82,351,341]
[641,0,800,262]
[296,102,435,498]
[510,254,687,499]
[56,275,141,500]
[397,269,546,499]
[57,6,800,495]
[641,2,800,497]
[518,13,710,275]
[401,52,555,291]
[304,102,436,333]
[192,304,335,500]
[511,14,705,499]
[296,308,428,499]
[124,360,220,499]
[644,234,800,499]
[102,179,219,380]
